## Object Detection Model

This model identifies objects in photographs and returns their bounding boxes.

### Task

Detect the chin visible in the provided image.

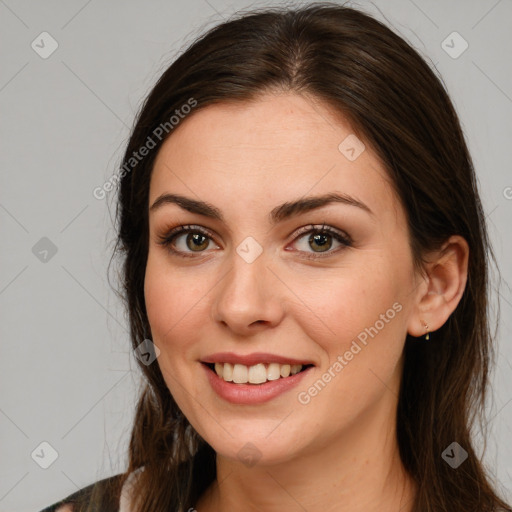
[212,436,303,467]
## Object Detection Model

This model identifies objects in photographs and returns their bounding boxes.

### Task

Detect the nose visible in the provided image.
[211,247,285,335]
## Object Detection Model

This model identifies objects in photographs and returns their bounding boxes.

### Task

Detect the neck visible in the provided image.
[196,383,417,512]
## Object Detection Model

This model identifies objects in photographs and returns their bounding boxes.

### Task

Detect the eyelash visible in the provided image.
[156,223,352,260]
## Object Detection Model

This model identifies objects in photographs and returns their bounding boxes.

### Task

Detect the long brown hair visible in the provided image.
[81,3,511,511]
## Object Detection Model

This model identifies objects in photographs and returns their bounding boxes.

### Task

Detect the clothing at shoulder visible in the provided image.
[39,473,124,512]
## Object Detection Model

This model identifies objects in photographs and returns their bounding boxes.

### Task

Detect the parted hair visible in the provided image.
[73,3,511,511]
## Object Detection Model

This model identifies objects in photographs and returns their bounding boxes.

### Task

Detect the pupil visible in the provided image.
[185,232,332,253]
[310,233,331,252]
[187,233,208,251]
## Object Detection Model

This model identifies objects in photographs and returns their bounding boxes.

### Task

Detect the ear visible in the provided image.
[407,235,469,338]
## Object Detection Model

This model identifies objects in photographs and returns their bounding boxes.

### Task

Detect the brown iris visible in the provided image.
[186,232,209,251]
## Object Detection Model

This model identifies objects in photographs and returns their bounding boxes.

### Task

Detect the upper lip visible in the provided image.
[201,352,315,367]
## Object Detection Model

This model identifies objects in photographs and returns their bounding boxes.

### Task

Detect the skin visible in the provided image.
[144,92,469,512]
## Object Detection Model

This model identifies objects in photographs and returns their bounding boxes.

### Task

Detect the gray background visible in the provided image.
[0,0,511,510]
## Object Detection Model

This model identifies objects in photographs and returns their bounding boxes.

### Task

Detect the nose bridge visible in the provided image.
[212,238,283,330]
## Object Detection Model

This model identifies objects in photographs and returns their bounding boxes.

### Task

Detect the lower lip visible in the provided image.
[201,363,313,405]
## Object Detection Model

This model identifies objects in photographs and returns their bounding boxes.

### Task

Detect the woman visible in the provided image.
[41,2,511,511]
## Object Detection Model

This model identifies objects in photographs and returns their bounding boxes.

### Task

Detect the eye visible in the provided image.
[156,224,219,258]
[289,224,352,259]
[156,223,352,260]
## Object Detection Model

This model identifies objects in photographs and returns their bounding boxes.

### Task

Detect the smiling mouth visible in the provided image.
[202,362,314,385]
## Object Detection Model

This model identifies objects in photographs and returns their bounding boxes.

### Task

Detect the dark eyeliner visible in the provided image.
[156,223,352,259]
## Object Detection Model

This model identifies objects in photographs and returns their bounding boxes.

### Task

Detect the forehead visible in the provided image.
[150,93,399,223]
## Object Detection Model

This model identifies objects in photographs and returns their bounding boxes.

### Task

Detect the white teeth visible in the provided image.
[211,362,307,384]
[248,363,267,384]
[267,363,281,381]
[223,362,233,381]
[232,363,248,383]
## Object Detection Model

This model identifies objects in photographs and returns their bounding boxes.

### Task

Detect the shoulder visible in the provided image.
[38,473,125,512]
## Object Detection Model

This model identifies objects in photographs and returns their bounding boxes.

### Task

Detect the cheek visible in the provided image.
[291,261,405,352]
[145,253,194,328]
[144,253,216,370]
[144,261,173,339]
[144,256,188,352]
[143,257,199,403]
[292,262,408,397]
[292,269,407,425]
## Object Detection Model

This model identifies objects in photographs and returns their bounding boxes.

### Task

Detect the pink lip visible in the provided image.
[201,362,313,405]
[201,352,315,366]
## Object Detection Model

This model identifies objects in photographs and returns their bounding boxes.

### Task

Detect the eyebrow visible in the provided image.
[149,191,374,224]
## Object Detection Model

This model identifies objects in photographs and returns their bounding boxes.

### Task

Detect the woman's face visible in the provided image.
[144,92,421,465]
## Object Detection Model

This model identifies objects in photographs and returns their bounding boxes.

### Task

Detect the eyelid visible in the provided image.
[156,224,219,254]
[291,223,352,244]
[288,224,352,259]
[156,223,352,259]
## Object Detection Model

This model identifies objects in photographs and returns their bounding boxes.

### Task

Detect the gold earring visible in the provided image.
[422,320,430,340]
